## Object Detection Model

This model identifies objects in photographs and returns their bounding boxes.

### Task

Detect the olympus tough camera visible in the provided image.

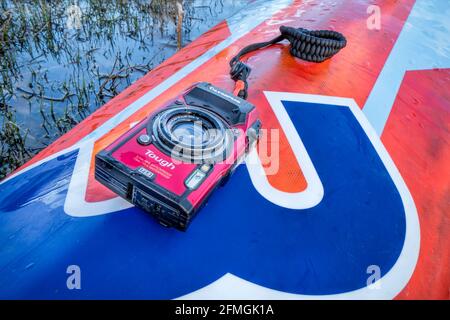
[95,82,261,230]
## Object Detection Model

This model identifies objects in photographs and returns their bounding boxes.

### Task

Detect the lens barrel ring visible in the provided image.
[149,105,232,163]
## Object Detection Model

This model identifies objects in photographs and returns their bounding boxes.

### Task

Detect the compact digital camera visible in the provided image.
[95,82,261,230]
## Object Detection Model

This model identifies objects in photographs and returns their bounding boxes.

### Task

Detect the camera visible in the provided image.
[95,82,261,230]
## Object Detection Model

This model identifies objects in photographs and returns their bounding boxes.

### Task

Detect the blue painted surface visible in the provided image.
[0,101,406,298]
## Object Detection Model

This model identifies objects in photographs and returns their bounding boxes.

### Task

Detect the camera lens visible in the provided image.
[171,119,210,146]
[149,105,232,163]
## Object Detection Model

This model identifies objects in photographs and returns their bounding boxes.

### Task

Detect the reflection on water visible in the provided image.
[0,0,248,179]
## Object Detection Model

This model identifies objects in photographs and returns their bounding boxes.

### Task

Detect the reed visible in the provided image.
[0,0,243,179]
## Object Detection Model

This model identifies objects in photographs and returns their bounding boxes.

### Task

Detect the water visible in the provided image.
[0,0,248,179]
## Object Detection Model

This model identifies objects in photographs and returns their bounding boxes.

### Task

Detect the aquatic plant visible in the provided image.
[0,0,245,179]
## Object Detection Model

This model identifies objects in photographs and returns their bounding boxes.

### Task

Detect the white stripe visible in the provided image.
[63,0,294,217]
[180,92,420,300]
[363,0,450,134]
[1,0,292,187]
[246,91,324,209]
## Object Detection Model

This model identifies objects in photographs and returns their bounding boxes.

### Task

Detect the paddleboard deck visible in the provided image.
[0,0,448,299]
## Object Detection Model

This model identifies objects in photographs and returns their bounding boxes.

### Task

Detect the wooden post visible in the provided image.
[176,1,183,50]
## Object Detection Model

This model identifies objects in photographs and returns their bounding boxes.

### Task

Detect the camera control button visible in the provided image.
[199,164,211,173]
[185,170,206,190]
[137,134,151,145]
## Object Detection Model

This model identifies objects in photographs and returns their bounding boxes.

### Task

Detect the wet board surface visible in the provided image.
[0,0,449,299]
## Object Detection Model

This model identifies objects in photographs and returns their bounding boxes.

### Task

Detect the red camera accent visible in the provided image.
[95,82,260,230]
[111,130,197,196]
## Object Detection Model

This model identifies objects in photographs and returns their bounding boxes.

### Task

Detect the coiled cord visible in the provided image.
[230,25,347,99]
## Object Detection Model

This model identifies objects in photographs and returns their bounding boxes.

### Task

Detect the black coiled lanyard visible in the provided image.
[230,25,347,99]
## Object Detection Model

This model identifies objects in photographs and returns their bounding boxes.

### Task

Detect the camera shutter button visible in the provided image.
[137,134,151,145]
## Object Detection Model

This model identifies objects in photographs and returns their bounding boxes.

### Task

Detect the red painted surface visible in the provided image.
[382,69,450,300]
[83,0,415,201]
[10,0,449,298]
